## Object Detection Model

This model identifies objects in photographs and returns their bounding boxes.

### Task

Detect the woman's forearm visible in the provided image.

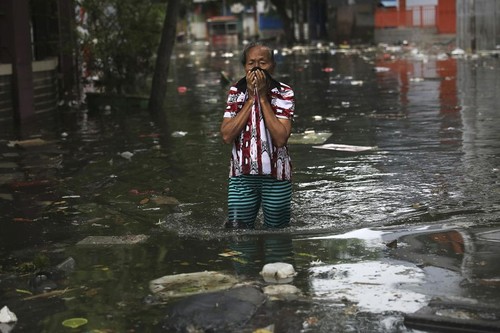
[259,96,291,147]
[220,99,253,144]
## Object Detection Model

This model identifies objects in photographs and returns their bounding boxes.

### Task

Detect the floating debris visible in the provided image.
[374,66,390,73]
[312,143,377,152]
[119,151,134,160]
[451,48,466,57]
[7,138,49,148]
[150,271,240,299]
[151,195,180,205]
[263,284,301,296]
[385,239,398,248]
[171,131,188,138]
[288,131,332,145]
[260,262,297,284]
[309,261,426,313]
[0,306,17,323]
[62,318,88,329]
[77,235,148,246]
[219,250,243,257]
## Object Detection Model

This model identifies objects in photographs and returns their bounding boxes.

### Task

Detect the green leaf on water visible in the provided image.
[297,252,318,258]
[231,257,248,264]
[62,317,88,328]
[16,288,33,295]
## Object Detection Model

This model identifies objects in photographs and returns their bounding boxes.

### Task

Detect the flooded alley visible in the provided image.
[1,41,500,332]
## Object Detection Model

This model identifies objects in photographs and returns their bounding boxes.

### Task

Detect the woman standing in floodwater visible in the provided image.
[220,41,295,229]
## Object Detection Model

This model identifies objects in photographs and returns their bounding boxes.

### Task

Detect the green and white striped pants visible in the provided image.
[226,175,292,228]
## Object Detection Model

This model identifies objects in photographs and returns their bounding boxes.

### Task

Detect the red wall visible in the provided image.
[437,0,456,34]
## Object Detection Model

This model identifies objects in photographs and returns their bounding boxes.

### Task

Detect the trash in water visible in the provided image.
[260,262,297,284]
[119,151,134,160]
[171,131,188,137]
[76,235,148,246]
[150,271,240,299]
[56,257,76,274]
[451,48,465,57]
[0,194,13,201]
[7,138,49,148]
[309,261,426,313]
[263,284,301,296]
[219,250,243,257]
[288,131,332,145]
[62,317,88,329]
[374,66,390,73]
[312,143,377,152]
[0,306,17,323]
[151,195,180,205]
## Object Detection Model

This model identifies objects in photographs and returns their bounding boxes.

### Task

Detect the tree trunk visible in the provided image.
[269,0,296,46]
[148,0,180,116]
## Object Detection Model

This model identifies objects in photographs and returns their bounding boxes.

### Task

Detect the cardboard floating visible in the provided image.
[312,143,377,152]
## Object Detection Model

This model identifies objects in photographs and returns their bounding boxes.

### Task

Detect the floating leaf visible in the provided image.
[231,257,248,264]
[62,317,88,328]
[16,289,33,295]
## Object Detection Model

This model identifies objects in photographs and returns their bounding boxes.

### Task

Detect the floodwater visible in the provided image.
[1,42,500,332]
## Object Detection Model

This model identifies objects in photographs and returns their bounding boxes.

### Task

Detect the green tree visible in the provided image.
[79,0,165,94]
[269,0,296,46]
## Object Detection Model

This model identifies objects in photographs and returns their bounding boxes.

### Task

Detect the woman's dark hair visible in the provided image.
[240,41,275,66]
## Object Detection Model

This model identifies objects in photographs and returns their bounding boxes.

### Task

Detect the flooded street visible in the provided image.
[1,42,500,332]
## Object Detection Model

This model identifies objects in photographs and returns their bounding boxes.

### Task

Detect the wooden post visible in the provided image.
[57,0,77,98]
[10,0,35,123]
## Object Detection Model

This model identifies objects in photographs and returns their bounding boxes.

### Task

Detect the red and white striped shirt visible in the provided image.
[223,80,295,181]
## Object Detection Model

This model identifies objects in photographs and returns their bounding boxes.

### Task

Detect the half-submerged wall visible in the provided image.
[0,58,58,126]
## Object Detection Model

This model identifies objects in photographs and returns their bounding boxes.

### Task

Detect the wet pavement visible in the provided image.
[1,41,500,332]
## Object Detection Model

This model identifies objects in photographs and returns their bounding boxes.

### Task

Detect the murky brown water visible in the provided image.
[1,42,499,332]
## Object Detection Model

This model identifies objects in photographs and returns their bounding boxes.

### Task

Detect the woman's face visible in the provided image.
[244,46,275,74]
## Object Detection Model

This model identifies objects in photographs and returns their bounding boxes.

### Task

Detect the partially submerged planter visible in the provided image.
[150,271,240,299]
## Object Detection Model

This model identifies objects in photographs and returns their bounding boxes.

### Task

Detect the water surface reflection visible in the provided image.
[0,42,499,332]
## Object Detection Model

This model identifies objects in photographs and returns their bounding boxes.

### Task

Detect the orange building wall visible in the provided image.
[436,0,456,34]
